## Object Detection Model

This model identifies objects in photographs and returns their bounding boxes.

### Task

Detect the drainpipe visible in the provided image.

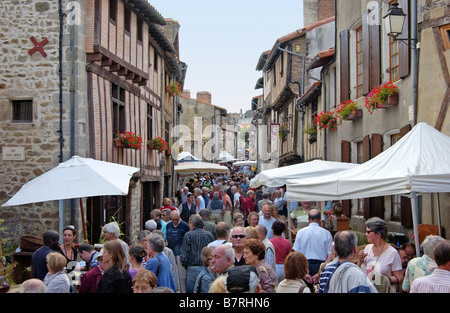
[58,0,65,242]
[411,0,418,125]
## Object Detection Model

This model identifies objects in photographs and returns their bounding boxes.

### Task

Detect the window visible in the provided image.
[440,24,450,50]
[124,7,131,33]
[137,19,143,42]
[147,103,153,141]
[111,84,125,134]
[12,100,33,122]
[388,1,400,81]
[165,121,170,144]
[153,50,158,72]
[109,0,117,23]
[356,26,363,98]
[356,141,364,164]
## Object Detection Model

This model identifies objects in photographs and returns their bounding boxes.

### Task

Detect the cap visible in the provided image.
[225,265,259,293]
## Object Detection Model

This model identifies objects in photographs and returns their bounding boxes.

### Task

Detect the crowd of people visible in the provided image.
[18,169,450,294]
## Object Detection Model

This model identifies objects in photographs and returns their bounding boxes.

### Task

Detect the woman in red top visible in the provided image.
[269,220,292,283]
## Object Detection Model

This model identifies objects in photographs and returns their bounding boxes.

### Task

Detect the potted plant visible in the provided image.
[303,125,317,143]
[148,137,168,153]
[365,81,399,113]
[165,81,181,96]
[314,110,339,131]
[337,99,362,121]
[114,131,143,150]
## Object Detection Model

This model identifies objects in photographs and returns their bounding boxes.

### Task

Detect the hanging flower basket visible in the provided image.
[148,137,168,153]
[365,81,399,113]
[166,81,181,96]
[114,132,143,150]
[314,110,339,131]
[336,100,361,121]
[303,125,317,143]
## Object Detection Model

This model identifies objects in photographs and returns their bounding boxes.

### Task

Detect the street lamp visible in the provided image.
[383,2,406,39]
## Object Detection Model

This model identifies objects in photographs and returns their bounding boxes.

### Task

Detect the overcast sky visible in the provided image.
[149,0,305,114]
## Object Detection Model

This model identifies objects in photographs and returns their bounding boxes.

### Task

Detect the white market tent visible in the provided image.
[217,150,237,162]
[174,161,230,174]
[176,151,200,163]
[232,160,257,167]
[250,159,358,188]
[285,122,450,256]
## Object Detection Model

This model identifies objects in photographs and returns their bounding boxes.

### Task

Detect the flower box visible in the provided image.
[308,134,317,144]
[148,137,168,153]
[344,109,362,120]
[365,81,398,114]
[114,132,143,150]
[315,111,339,131]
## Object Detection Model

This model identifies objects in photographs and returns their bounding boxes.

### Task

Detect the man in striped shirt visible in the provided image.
[402,235,445,292]
[180,214,215,293]
[410,240,450,293]
[319,231,377,293]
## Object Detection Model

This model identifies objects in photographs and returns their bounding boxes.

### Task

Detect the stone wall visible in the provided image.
[0,0,87,244]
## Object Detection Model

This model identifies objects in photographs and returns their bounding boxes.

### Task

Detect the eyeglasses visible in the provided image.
[232,234,246,239]
[365,230,374,234]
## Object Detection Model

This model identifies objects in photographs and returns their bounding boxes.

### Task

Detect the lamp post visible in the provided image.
[383,0,418,125]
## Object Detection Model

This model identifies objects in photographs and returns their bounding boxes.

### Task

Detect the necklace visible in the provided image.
[63,244,73,260]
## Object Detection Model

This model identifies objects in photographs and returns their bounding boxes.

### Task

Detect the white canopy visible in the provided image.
[176,151,200,163]
[233,160,257,167]
[217,150,237,162]
[250,159,358,188]
[285,123,450,202]
[3,155,140,207]
[174,161,230,173]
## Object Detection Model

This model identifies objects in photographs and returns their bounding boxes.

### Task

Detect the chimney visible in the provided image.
[196,91,212,104]
[303,0,335,26]
[181,89,191,98]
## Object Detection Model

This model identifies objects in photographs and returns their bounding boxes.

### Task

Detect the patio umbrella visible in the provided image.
[2,155,140,241]
[3,155,140,206]
[174,161,230,173]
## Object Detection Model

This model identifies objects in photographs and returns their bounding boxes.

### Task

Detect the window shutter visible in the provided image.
[340,29,350,102]
[398,0,410,78]
[371,134,383,157]
[341,140,351,217]
[362,11,370,95]
[363,135,370,162]
[401,196,413,228]
[400,123,411,137]
[369,23,381,89]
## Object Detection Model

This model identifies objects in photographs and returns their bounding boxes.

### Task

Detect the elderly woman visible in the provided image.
[358,217,403,291]
[193,246,217,293]
[43,252,70,293]
[144,233,177,293]
[243,238,278,293]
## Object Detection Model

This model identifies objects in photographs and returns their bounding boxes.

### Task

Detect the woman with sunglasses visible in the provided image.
[358,217,403,292]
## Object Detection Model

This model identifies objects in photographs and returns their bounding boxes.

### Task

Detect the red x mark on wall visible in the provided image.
[28,36,48,57]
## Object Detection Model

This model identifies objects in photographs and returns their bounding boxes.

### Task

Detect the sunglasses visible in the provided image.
[232,234,246,239]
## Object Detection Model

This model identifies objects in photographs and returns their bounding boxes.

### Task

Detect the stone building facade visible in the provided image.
[0,0,184,247]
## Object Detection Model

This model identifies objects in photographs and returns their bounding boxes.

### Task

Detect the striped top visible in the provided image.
[360,244,402,277]
[410,269,450,293]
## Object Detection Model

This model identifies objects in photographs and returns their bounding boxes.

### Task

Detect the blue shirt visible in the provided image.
[145,252,176,293]
[258,216,276,239]
[166,220,190,256]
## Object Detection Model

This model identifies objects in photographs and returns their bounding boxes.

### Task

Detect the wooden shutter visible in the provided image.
[400,123,411,137]
[363,8,381,94]
[362,11,370,95]
[371,134,383,157]
[363,135,370,162]
[341,141,351,217]
[369,23,381,89]
[340,29,350,102]
[398,0,410,78]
